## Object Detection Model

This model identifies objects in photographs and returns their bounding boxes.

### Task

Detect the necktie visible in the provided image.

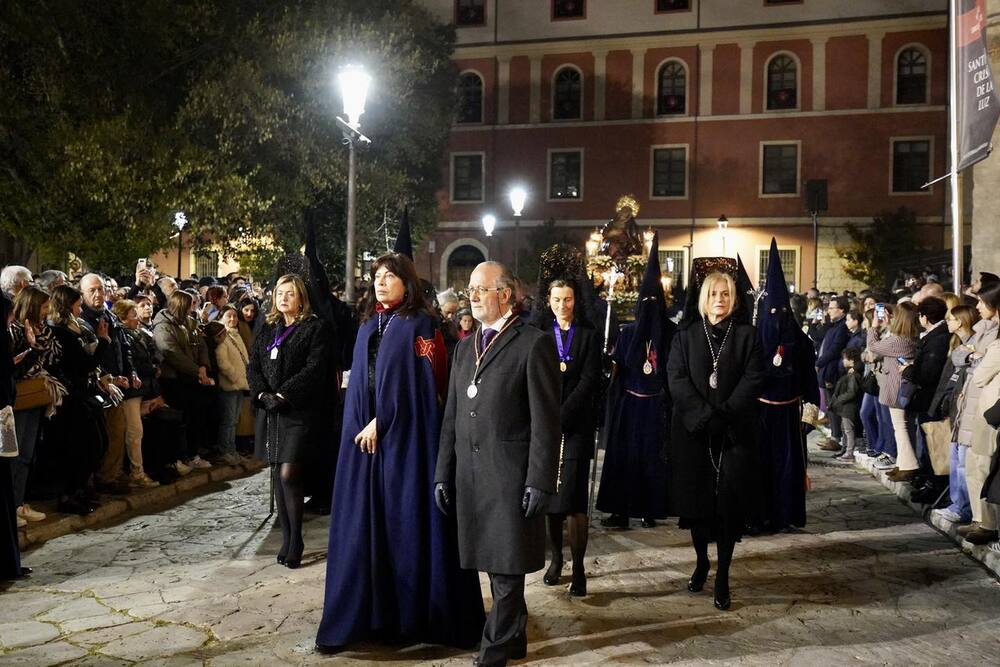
[481,328,498,351]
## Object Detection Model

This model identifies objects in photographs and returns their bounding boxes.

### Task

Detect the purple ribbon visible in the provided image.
[266,324,298,352]
[552,320,576,363]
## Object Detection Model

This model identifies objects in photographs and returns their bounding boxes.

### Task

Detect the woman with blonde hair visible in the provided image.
[248,274,332,569]
[667,270,764,611]
[867,301,920,481]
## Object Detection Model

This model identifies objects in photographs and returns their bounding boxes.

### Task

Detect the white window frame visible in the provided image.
[758,140,801,199]
[889,135,934,196]
[654,57,690,117]
[658,245,690,288]
[550,64,585,122]
[456,69,486,125]
[450,151,486,204]
[546,147,585,202]
[893,43,931,106]
[755,244,801,292]
[763,51,802,112]
[649,143,689,200]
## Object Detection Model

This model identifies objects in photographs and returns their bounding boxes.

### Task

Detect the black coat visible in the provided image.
[902,324,951,416]
[537,319,601,460]
[436,318,561,575]
[666,318,764,523]
[248,315,333,463]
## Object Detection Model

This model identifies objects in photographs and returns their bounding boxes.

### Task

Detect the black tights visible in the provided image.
[546,513,589,577]
[690,520,737,597]
[273,462,305,562]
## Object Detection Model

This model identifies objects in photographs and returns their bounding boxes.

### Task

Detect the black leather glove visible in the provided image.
[522,486,549,518]
[260,392,284,413]
[434,482,452,516]
[985,398,1000,428]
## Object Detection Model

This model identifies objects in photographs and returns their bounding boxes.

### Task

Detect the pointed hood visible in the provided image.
[756,237,804,391]
[626,233,671,373]
[734,253,755,326]
[393,206,413,260]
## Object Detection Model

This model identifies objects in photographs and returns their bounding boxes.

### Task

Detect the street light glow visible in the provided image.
[717,214,728,231]
[482,213,497,237]
[509,186,527,217]
[173,211,188,231]
[338,65,371,129]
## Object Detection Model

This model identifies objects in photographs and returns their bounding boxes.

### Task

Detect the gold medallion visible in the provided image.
[559,361,567,373]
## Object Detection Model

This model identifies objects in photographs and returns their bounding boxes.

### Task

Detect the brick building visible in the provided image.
[414,0,950,294]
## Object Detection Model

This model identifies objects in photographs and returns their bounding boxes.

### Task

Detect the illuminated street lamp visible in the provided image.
[717,214,729,256]
[481,213,497,237]
[336,64,372,303]
[172,211,188,278]
[508,186,527,274]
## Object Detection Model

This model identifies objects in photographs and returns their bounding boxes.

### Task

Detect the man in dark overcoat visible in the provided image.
[436,261,561,667]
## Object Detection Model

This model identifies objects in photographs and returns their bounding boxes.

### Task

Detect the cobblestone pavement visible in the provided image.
[3,454,1000,666]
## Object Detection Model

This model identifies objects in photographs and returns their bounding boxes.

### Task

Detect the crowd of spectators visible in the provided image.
[797,270,1000,550]
[2,263,263,528]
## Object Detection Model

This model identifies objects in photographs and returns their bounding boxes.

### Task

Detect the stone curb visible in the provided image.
[16,462,266,551]
[848,452,1000,578]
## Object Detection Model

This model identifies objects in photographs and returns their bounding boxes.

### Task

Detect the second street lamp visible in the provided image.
[717,214,729,257]
[172,211,188,278]
[482,213,497,257]
[508,186,527,276]
[336,64,372,304]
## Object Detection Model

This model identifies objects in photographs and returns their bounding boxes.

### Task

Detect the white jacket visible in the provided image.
[215,329,249,392]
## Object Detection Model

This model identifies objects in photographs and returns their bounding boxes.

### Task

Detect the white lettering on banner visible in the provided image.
[968,54,995,113]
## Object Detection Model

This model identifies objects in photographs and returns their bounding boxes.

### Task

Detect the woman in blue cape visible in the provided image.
[316,253,484,653]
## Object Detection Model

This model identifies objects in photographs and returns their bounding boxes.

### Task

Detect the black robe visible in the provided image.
[1,294,22,579]
[666,317,764,528]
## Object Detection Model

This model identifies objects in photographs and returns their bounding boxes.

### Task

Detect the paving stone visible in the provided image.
[69,620,159,647]
[99,625,210,661]
[0,640,88,664]
[0,620,60,649]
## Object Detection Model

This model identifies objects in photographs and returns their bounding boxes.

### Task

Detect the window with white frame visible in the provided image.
[457,72,484,124]
[548,149,583,200]
[891,139,931,193]
[552,0,586,20]
[896,47,928,104]
[451,153,484,202]
[455,0,486,26]
[767,54,798,110]
[761,143,799,196]
[552,66,583,120]
[656,60,687,115]
[651,146,687,198]
[758,246,799,290]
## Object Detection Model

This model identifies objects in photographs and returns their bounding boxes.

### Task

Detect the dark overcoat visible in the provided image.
[436,317,561,575]
[248,315,333,464]
[666,318,764,524]
[538,320,601,460]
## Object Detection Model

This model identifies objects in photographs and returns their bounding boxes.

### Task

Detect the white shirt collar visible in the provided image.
[920,319,945,339]
[481,308,514,332]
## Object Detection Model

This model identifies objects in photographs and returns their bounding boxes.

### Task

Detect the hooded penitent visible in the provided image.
[753,237,819,531]
[595,233,674,520]
[392,207,413,260]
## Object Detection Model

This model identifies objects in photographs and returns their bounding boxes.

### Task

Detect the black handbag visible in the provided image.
[862,362,881,397]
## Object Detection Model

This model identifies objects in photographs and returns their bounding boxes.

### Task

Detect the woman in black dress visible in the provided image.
[1,292,29,580]
[667,271,764,611]
[248,274,331,568]
[537,278,601,596]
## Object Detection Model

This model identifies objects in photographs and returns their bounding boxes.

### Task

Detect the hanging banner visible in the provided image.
[956,0,1000,171]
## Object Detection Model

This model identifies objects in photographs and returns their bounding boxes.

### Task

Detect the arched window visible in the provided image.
[896,47,928,104]
[552,66,582,120]
[657,60,687,115]
[448,244,487,292]
[457,72,484,123]
[767,54,797,110]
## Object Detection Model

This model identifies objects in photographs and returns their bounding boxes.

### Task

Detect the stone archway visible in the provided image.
[440,238,488,292]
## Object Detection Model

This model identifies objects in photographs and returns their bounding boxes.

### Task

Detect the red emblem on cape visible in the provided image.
[415,336,435,363]
[648,347,658,371]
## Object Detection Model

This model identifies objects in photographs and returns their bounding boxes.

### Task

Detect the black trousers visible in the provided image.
[478,573,527,667]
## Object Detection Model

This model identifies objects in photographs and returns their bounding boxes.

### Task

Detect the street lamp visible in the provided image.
[336,64,372,304]
[508,186,527,275]
[717,214,729,256]
[172,211,188,278]
[482,213,497,257]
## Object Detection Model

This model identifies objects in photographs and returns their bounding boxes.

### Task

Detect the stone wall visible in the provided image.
[817,225,870,293]
[970,1,1000,278]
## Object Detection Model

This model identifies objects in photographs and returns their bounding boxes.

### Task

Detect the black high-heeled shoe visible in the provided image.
[569,569,587,597]
[687,564,709,593]
[713,583,731,610]
[284,543,303,569]
[543,559,563,586]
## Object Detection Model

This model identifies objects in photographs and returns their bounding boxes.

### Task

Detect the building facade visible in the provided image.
[415,0,950,294]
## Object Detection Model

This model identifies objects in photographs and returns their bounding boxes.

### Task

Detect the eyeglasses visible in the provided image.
[465,286,504,297]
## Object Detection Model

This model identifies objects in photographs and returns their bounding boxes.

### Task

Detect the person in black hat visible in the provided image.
[666,259,764,611]
[754,239,819,532]
[596,234,674,529]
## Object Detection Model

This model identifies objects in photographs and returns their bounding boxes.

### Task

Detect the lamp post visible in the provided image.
[336,64,372,304]
[482,213,496,257]
[172,211,188,278]
[717,214,729,257]
[508,186,527,276]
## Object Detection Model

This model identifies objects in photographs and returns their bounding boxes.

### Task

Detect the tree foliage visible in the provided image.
[835,207,921,290]
[0,0,456,279]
